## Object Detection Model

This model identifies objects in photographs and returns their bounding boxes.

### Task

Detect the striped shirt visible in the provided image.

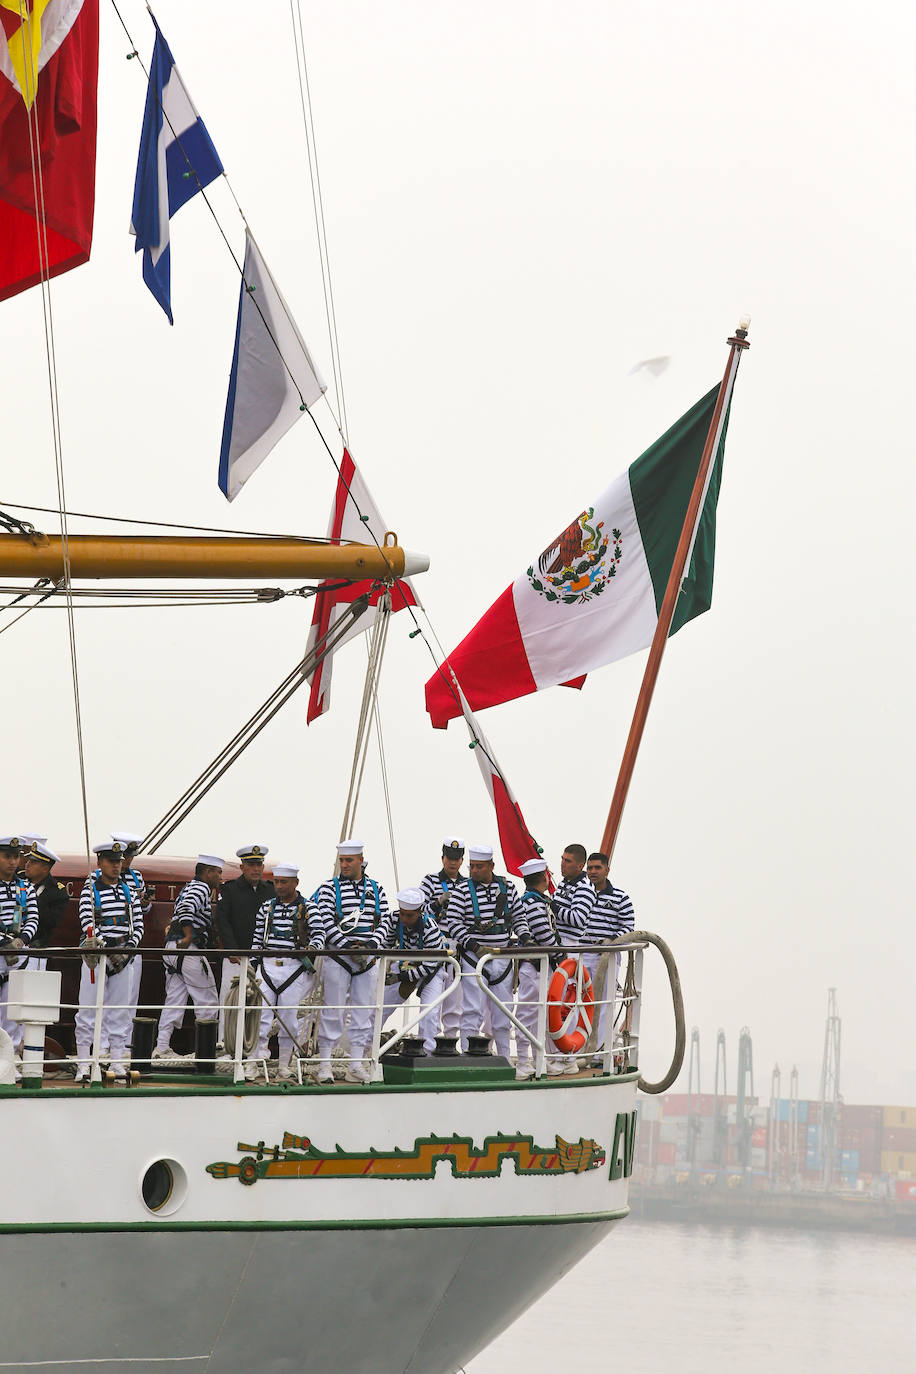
[373,911,447,985]
[171,878,213,945]
[553,872,597,944]
[448,876,528,955]
[253,893,317,954]
[0,877,39,944]
[311,873,390,953]
[420,869,467,940]
[78,876,143,948]
[123,865,153,917]
[587,881,635,942]
[519,890,560,950]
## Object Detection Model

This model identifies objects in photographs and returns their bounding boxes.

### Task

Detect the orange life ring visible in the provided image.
[547,957,594,1053]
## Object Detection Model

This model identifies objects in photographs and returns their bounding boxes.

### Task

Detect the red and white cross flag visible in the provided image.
[305,449,417,724]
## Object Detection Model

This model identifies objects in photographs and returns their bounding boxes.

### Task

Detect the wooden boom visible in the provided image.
[0,534,429,581]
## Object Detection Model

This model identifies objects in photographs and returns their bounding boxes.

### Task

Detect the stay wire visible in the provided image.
[1,500,341,542]
[17,0,91,864]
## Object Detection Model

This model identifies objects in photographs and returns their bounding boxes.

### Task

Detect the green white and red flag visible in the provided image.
[425,382,733,727]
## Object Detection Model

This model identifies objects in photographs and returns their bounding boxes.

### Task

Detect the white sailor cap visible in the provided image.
[519,858,547,876]
[336,839,364,856]
[27,841,60,866]
[93,837,125,857]
[468,844,494,862]
[19,831,48,845]
[236,844,268,861]
[273,862,299,878]
[396,887,425,911]
[111,831,142,850]
[0,835,23,850]
[441,836,465,854]
[197,853,224,869]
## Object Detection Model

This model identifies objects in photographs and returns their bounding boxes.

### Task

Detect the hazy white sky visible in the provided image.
[3,1,914,1105]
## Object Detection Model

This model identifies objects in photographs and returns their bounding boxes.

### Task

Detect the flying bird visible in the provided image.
[627,355,671,378]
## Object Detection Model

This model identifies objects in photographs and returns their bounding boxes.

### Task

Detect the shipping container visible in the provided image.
[839,1174,858,1190]
[656,1142,676,1165]
[883,1106,916,1129]
[638,1097,663,1122]
[894,1180,916,1203]
[881,1152,916,1176]
[775,1100,809,1123]
[882,1128,916,1152]
[839,1149,859,1172]
[841,1103,883,1129]
[807,1124,820,1146]
[751,1127,767,1148]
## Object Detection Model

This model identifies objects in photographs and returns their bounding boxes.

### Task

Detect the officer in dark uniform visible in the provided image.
[23,842,69,965]
[215,844,274,1044]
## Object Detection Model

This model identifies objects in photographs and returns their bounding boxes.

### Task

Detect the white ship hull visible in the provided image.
[5,1072,637,1371]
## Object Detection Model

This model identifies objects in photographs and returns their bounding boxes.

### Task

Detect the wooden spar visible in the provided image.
[599,321,750,862]
[0,534,428,581]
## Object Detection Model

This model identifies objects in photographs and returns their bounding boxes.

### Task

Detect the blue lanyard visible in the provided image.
[333,876,379,921]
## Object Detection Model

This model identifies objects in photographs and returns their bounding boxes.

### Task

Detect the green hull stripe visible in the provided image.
[0,1069,638,1102]
[0,1208,628,1235]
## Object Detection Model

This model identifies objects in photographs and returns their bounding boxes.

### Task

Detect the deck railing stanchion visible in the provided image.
[90,955,107,1084]
[233,956,248,1084]
[369,952,388,1081]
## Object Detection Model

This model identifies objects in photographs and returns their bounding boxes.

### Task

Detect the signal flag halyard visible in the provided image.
[0,0,99,301]
[129,15,223,323]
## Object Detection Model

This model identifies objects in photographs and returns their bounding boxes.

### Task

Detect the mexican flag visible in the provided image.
[425,382,733,728]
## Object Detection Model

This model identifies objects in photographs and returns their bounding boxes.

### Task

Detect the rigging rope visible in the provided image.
[18,0,91,865]
[337,593,392,851]
[142,596,370,853]
[0,500,341,542]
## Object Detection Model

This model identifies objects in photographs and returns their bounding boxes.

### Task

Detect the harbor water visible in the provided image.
[467,1219,915,1372]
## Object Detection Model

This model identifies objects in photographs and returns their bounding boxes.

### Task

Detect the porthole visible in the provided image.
[140,1157,188,1215]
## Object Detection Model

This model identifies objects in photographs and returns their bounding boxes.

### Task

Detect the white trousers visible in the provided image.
[0,953,30,1047]
[254,957,314,1064]
[460,956,512,1058]
[383,970,444,1052]
[439,960,463,1039]
[157,943,219,1051]
[515,959,551,1067]
[75,961,134,1063]
[583,951,618,1052]
[317,958,378,1071]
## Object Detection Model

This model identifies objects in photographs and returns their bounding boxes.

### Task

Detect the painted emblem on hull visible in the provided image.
[527,508,622,605]
[206,1131,606,1184]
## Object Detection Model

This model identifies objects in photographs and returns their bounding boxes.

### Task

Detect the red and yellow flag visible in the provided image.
[0,0,98,301]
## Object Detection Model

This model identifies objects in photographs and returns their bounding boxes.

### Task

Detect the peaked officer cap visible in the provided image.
[336,839,364,856]
[197,853,224,869]
[442,836,465,854]
[396,887,425,911]
[236,844,268,860]
[0,835,22,850]
[19,831,47,845]
[519,858,547,876]
[28,842,60,866]
[93,838,124,857]
[111,831,142,850]
[273,862,300,878]
[468,844,494,862]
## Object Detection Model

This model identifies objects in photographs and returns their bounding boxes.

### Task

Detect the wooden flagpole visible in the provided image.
[600,319,750,862]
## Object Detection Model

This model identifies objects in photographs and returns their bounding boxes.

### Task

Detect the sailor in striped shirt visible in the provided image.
[75,838,144,1081]
[553,843,598,947]
[112,832,154,1032]
[585,850,635,1059]
[374,888,448,1053]
[0,836,39,1054]
[155,855,222,1062]
[419,836,467,1041]
[311,840,389,1085]
[515,858,561,1079]
[447,844,528,1059]
[247,861,317,1081]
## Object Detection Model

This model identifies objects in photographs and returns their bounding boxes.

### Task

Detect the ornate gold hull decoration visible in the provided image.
[206,1130,607,1185]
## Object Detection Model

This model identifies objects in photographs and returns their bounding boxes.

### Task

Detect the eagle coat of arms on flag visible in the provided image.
[526,508,622,605]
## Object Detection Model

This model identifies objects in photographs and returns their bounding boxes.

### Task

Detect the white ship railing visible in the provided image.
[5,938,652,1087]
